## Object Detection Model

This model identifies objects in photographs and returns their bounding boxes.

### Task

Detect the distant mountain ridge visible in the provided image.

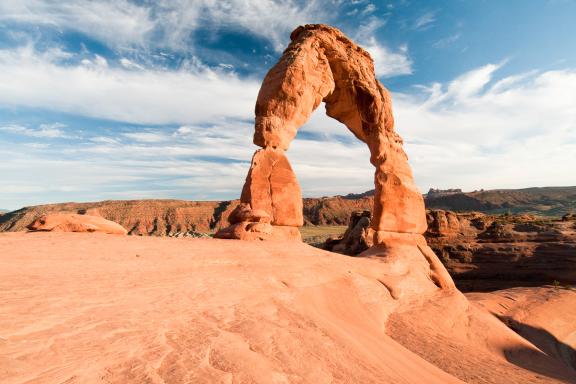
[1,186,574,235]
[424,186,576,216]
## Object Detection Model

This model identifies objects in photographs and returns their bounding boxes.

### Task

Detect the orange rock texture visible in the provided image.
[217,24,426,242]
[27,213,127,235]
[215,24,454,291]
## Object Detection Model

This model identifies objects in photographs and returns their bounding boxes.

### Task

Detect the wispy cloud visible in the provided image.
[395,65,576,191]
[3,63,575,210]
[0,45,260,125]
[0,0,332,53]
[363,39,412,77]
[0,123,68,138]
[432,33,461,48]
[413,11,436,30]
[0,0,154,48]
[354,17,412,77]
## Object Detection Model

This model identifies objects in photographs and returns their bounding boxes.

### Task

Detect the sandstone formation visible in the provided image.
[2,232,574,383]
[324,210,371,255]
[327,209,576,291]
[468,286,576,370]
[425,186,576,216]
[214,24,453,293]
[0,199,239,235]
[2,185,574,237]
[27,213,127,235]
[426,210,576,291]
[217,24,427,240]
[251,24,426,236]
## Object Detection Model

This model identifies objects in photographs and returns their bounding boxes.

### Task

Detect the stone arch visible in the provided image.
[215,24,455,291]
[217,24,426,242]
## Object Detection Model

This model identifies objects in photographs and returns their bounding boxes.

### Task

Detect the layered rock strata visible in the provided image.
[327,209,576,291]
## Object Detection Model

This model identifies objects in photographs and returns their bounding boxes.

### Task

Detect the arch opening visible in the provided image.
[214,24,455,290]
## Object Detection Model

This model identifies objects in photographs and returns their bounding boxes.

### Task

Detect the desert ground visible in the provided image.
[1,232,575,383]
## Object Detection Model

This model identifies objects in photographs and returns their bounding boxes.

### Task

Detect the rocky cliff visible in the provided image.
[0,200,240,236]
[0,195,375,235]
[325,209,576,291]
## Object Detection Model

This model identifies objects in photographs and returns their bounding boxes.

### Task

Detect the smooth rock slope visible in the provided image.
[1,233,574,384]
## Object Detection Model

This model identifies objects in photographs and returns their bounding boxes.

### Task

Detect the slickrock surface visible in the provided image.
[27,213,127,235]
[467,286,576,370]
[1,232,575,383]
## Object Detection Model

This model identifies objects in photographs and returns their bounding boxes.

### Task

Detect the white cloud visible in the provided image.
[122,131,171,143]
[432,33,461,49]
[185,0,330,52]
[363,38,412,77]
[0,0,154,48]
[0,45,260,125]
[395,65,576,191]
[0,0,330,53]
[413,11,436,30]
[0,41,574,210]
[0,122,68,138]
[353,17,412,78]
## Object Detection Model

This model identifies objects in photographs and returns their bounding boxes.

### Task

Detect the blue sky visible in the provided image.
[0,0,575,210]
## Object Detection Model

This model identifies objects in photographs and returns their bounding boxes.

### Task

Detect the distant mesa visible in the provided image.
[425,188,463,197]
[27,213,127,235]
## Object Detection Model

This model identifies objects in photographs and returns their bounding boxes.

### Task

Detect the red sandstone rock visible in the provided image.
[27,213,127,235]
[239,148,303,227]
[7,233,576,383]
[252,24,426,235]
[228,203,271,224]
[468,286,576,370]
[215,24,452,292]
[0,200,239,235]
[426,210,576,291]
[215,221,301,241]
[218,24,427,238]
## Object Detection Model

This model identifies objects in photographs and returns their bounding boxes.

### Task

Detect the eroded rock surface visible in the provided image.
[215,24,453,294]
[249,24,426,236]
[327,209,576,291]
[426,210,576,291]
[239,148,303,227]
[2,232,574,384]
[27,213,127,235]
[468,286,576,370]
[0,200,239,235]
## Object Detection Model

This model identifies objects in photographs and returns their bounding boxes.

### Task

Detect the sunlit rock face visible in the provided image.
[27,213,127,235]
[215,24,453,290]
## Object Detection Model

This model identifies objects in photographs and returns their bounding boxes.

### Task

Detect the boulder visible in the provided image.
[27,213,127,235]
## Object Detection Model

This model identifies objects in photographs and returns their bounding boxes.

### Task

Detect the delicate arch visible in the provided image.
[215,24,455,290]
[252,24,426,237]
